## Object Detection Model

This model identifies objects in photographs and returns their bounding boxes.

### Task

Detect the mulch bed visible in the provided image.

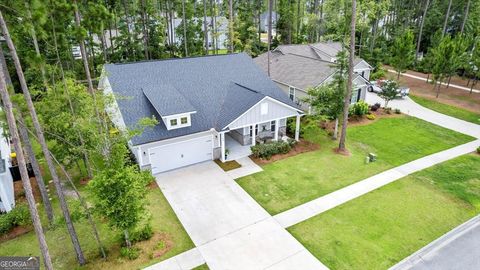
[214,159,242,171]
[251,139,320,165]
[0,225,32,243]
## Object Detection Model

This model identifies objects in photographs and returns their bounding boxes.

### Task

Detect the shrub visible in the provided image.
[366,114,376,120]
[130,224,153,243]
[477,147,480,154]
[287,115,319,138]
[0,204,31,235]
[351,101,369,116]
[370,103,380,111]
[251,141,292,159]
[120,247,140,260]
[394,108,401,114]
[384,107,392,114]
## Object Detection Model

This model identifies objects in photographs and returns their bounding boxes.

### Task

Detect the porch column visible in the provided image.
[220,132,226,162]
[274,119,279,141]
[251,124,256,146]
[295,115,301,141]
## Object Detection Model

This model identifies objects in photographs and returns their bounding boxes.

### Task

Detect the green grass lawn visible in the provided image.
[288,154,480,270]
[411,95,480,124]
[0,186,194,270]
[237,116,474,215]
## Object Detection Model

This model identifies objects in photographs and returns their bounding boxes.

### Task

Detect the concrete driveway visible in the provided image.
[155,161,327,270]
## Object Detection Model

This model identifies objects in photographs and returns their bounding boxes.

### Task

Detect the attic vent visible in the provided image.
[261,103,268,115]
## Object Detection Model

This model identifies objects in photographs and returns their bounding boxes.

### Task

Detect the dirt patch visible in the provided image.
[214,159,242,171]
[79,177,91,186]
[14,177,44,203]
[0,225,32,243]
[383,66,480,114]
[251,139,320,165]
[147,181,159,190]
[149,233,174,258]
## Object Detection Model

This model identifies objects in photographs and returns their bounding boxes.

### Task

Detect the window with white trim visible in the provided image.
[180,117,188,124]
[170,119,178,126]
[271,120,276,131]
[289,87,295,101]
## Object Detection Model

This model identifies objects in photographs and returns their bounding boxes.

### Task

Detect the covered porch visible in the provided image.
[220,114,301,162]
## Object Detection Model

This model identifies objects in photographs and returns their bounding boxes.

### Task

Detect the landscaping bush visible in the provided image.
[251,141,292,159]
[0,204,31,235]
[120,247,140,260]
[351,101,369,116]
[385,107,392,114]
[287,115,319,138]
[130,224,153,243]
[366,114,376,120]
[370,104,380,111]
[394,108,401,114]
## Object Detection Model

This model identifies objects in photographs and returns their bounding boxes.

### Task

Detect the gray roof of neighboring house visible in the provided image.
[254,42,370,90]
[104,53,299,146]
[254,51,337,90]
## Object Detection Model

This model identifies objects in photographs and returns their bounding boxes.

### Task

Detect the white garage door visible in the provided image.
[149,135,213,174]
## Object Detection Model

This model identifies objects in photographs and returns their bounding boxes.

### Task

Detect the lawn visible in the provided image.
[0,186,194,270]
[288,154,480,270]
[411,95,480,124]
[237,116,474,215]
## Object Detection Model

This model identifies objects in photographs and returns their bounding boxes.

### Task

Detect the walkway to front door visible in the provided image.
[152,161,328,270]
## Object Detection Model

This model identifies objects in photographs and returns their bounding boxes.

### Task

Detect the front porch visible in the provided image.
[220,115,301,162]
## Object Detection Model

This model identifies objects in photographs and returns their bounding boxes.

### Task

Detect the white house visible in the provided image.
[0,121,14,213]
[99,53,303,174]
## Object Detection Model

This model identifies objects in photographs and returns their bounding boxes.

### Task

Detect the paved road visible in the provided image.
[387,69,480,94]
[149,161,328,270]
[390,215,480,270]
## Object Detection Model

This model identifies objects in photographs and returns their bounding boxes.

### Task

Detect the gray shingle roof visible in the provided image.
[254,52,336,90]
[142,84,196,116]
[104,53,299,146]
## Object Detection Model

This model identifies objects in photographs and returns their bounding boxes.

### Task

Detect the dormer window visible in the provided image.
[170,119,178,126]
[181,117,188,124]
[164,113,194,130]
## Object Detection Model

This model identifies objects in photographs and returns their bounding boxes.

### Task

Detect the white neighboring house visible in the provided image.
[99,53,303,174]
[254,42,373,111]
[0,120,14,213]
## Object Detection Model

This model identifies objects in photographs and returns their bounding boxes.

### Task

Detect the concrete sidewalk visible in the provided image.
[274,139,480,228]
[390,215,480,270]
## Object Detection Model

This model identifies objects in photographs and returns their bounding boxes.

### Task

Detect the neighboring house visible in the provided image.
[168,17,229,50]
[259,11,278,32]
[100,53,303,174]
[0,121,14,213]
[254,42,373,111]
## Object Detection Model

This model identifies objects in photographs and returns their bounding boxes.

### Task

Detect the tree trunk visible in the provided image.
[229,0,234,53]
[73,0,102,128]
[461,0,471,34]
[0,11,86,265]
[203,0,209,55]
[16,113,54,224]
[210,0,216,54]
[447,75,452,88]
[0,61,54,270]
[182,0,188,56]
[338,0,356,152]
[267,0,273,76]
[25,3,48,88]
[141,0,150,59]
[416,0,429,60]
[436,77,442,98]
[124,230,132,248]
[296,0,301,43]
[442,0,452,38]
[397,71,401,80]
[333,118,339,140]
[470,79,476,94]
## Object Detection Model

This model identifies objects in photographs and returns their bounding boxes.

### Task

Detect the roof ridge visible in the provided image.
[233,82,260,94]
[110,53,243,66]
[286,53,338,65]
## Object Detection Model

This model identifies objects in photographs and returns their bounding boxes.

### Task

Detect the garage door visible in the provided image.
[149,135,213,174]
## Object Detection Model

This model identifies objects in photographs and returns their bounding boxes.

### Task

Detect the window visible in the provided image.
[289,87,295,101]
[261,103,269,115]
[170,119,178,126]
[249,125,259,136]
[271,120,276,131]
[361,71,365,77]
[181,117,188,124]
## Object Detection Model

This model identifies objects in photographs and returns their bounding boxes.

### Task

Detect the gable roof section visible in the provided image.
[104,53,299,145]
[142,84,196,117]
[254,52,336,90]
